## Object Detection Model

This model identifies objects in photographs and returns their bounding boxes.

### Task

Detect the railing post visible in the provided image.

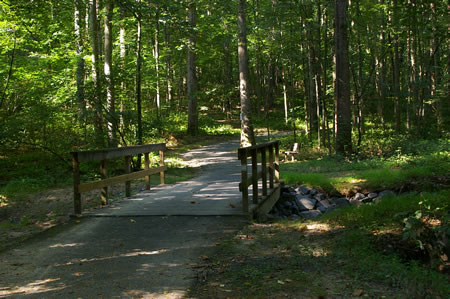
[124,156,131,197]
[100,159,108,205]
[239,149,249,213]
[268,144,274,188]
[261,147,267,196]
[159,150,165,185]
[251,148,258,204]
[274,141,280,183]
[144,153,150,190]
[72,152,82,215]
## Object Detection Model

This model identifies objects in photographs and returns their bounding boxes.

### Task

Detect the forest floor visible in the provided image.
[0,133,448,298]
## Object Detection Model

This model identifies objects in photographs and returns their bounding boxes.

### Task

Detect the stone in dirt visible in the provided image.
[309,188,318,196]
[299,210,322,219]
[368,192,378,199]
[296,185,311,195]
[280,192,296,200]
[282,200,293,208]
[295,196,317,211]
[316,199,332,213]
[353,193,365,200]
[349,198,362,206]
[314,193,326,201]
[361,197,372,203]
[331,197,349,207]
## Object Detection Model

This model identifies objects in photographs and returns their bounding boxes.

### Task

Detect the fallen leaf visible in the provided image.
[200,255,209,261]
[277,280,285,285]
[130,219,136,223]
[285,279,293,283]
[244,282,251,286]
[352,289,364,297]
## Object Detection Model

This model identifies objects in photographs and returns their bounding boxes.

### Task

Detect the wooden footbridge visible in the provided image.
[71,140,281,218]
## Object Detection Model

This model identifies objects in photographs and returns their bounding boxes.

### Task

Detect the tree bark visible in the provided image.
[90,0,104,147]
[238,0,255,147]
[187,0,198,136]
[104,0,116,147]
[74,0,86,127]
[136,15,143,149]
[154,4,161,121]
[334,0,352,155]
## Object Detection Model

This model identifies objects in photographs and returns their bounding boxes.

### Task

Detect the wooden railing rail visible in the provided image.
[237,140,280,214]
[71,143,167,215]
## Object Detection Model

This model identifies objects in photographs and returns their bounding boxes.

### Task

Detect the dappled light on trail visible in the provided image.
[0,140,247,297]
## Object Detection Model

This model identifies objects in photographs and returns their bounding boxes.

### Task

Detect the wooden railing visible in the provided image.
[238,140,280,214]
[71,143,167,215]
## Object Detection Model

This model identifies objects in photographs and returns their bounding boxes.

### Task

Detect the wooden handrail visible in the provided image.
[72,143,167,215]
[238,140,280,214]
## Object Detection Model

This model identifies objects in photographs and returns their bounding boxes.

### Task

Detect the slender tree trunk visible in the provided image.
[90,0,104,147]
[74,0,86,128]
[154,4,161,121]
[282,69,288,125]
[238,0,255,147]
[187,0,198,136]
[335,0,352,155]
[104,0,116,147]
[136,16,143,150]
[393,0,402,132]
[164,23,173,105]
[119,5,126,140]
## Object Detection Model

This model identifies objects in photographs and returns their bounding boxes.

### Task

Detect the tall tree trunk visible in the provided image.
[136,16,143,150]
[187,0,198,136]
[164,23,173,105]
[154,4,161,121]
[119,4,126,140]
[238,0,255,147]
[104,0,116,147]
[90,0,104,147]
[393,0,402,132]
[335,0,352,155]
[74,0,86,128]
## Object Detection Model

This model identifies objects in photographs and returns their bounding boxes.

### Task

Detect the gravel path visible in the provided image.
[0,140,247,298]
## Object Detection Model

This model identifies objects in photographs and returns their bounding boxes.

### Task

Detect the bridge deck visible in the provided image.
[84,140,246,217]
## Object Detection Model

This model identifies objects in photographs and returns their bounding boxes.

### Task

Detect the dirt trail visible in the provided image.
[0,140,247,298]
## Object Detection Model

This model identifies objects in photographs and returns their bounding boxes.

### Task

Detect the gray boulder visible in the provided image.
[314,193,326,201]
[299,210,322,219]
[282,200,293,208]
[331,197,349,207]
[353,192,365,200]
[295,195,317,211]
[281,192,297,200]
[309,188,318,196]
[368,192,378,199]
[296,185,311,195]
[316,199,332,213]
[349,198,362,206]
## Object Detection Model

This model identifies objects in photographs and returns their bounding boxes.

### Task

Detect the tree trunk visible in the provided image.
[104,0,116,147]
[187,0,198,136]
[334,0,352,155]
[90,0,104,147]
[136,16,143,150]
[74,0,86,128]
[238,0,255,147]
[154,4,161,121]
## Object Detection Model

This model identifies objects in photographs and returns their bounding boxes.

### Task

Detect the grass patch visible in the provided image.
[189,221,449,298]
